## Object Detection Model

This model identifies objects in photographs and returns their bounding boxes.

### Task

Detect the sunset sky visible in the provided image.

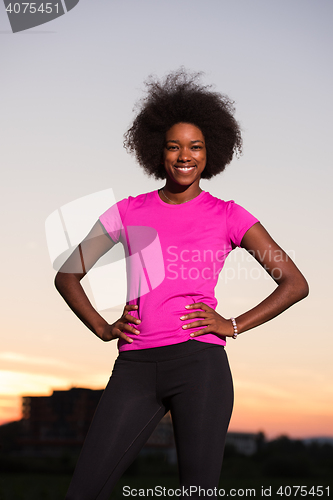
[1,0,333,440]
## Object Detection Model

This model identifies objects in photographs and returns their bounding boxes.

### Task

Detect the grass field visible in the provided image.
[1,439,332,499]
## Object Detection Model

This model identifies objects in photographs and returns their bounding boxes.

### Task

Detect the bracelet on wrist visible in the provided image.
[230,317,238,339]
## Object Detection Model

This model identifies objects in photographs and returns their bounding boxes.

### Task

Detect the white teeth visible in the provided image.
[176,167,195,172]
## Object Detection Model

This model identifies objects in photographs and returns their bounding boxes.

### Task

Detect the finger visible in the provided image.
[111,326,134,343]
[185,302,211,311]
[189,328,210,337]
[122,323,140,335]
[180,312,208,321]
[124,313,141,325]
[182,320,209,330]
[118,331,134,343]
[123,304,138,313]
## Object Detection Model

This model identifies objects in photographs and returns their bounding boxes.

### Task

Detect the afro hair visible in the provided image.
[124,68,242,180]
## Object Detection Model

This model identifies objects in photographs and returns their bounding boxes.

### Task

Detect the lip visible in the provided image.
[174,165,196,173]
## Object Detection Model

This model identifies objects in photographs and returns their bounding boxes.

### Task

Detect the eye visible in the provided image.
[167,145,179,151]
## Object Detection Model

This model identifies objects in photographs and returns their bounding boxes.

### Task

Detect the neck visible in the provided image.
[161,181,202,204]
[160,185,202,205]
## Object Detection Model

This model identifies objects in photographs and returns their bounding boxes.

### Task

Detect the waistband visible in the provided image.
[118,339,224,363]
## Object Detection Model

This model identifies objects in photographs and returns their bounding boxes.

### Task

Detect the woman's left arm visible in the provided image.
[183,222,309,337]
[234,222,309,334]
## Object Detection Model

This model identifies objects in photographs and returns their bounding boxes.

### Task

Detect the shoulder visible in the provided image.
[103,190,156,215]
[203,192,259,247]
[201,192,239,213]
[203,192,255,216]
[225,201,259,247]
[125,190,156,209]
[99,191,156,243]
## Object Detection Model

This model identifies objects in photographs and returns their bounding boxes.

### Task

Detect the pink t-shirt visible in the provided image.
[99,190,259,351]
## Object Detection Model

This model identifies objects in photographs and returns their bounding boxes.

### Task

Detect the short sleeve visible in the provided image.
[226,201,259,247]
[99,198,129,244]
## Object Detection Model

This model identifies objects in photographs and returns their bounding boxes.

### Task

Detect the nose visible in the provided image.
[177,148,191,162]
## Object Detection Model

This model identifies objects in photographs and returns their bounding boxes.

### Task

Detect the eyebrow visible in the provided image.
[165,140,204,144]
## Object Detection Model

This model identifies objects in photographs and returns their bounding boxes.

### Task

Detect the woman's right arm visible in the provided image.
[54,220,140,343]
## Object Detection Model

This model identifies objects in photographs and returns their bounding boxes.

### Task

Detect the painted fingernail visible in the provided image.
[135,330,140,334]
[190,333,194,337]
[182,325,187,329]
[180,316,186,320]
[136,320,141,324]
[185,305,190,309]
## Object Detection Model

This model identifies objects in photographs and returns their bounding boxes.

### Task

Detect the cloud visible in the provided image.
[0,370,69,396]
[0,351,74,370]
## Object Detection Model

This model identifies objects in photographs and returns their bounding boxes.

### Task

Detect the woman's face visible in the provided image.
[163,123,206,187]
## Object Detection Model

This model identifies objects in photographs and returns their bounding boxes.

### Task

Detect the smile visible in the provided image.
[174,166,196,173]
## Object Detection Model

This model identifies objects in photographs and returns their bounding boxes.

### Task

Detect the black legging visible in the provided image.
[65,340,234,500]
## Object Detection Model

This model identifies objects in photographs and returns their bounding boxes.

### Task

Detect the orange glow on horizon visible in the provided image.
[1,387,333,440]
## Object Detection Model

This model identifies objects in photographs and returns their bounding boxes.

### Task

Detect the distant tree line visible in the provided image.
[1,421,333,481]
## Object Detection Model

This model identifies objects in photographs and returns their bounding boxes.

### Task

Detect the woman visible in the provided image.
[55,70,309,499]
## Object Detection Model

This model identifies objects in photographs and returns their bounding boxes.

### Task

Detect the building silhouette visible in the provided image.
[19,388,261,458]
[20,388,103,455]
